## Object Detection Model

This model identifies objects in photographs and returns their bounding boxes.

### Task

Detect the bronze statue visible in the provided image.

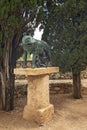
[21,33,51,68]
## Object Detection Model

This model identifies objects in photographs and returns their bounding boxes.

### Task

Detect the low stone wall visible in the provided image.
[50,69,87,79]
[50,83,72,94]
[14,84,27,98]
[14,81,87,98]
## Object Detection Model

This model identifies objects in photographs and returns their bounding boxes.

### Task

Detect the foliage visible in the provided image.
[43,0,87,74]
[0,0,43,59]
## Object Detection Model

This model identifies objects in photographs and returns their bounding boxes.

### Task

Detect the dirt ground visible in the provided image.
[0,83,87,130]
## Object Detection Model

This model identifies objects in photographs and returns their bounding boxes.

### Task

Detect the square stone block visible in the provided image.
[35,104,54,125]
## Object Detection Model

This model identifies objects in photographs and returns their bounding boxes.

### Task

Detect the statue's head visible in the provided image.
[27,35,36,43]
[22,34,36,46]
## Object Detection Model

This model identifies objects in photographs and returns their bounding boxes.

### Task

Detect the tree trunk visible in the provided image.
[72,72,82,99]
[0,74,3,109]
[0,70,15,111]
[0,38,15,111]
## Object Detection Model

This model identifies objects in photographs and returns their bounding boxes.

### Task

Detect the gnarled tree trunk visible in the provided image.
[72,72,82,99]
[0,69,15,111]
[0,38,15,111]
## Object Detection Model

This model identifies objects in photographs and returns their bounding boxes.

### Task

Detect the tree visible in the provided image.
[42,0,87,98]
[0,0,43,111]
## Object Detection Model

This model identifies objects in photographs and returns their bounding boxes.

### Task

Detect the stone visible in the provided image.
[23,105,35,121]
[35,104,54,125]
[14,67,59,124]
[14,67,59,76]
[23,104,54,125]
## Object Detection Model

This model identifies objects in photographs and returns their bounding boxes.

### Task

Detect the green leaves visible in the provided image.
[0,1,9,19]
[7,15,20,29]
[78,1,86,10]
[0,0,43,59]
[43,0,87,74]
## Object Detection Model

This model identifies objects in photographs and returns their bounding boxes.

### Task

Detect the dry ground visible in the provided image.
[0,80,87,130]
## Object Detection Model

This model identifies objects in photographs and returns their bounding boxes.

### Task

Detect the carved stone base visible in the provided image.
[23,104,54,124]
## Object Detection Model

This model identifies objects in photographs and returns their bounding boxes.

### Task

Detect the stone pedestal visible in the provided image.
[14,67,59,124]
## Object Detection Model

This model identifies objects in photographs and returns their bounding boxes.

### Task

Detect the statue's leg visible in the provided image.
[39,49,47,67]
[32,51,39,68]
[35,54,41,67]
[22,50,27,68]
[40,48,51,67]
[31,53,36,68]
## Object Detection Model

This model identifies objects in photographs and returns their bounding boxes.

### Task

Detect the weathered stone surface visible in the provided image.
[35,104,54,125]
[23,104,54,124]
[15,67,59,124]
[23,74,53,124]
[27,75,49,108]
[14,67,59,76]
[23,105,35,121]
